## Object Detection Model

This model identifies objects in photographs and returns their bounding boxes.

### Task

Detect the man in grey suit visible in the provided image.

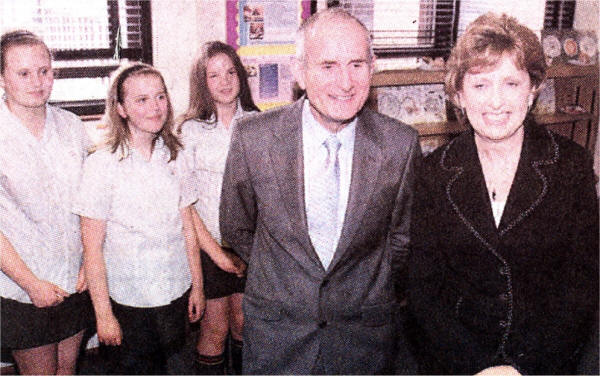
[220,7,420,375]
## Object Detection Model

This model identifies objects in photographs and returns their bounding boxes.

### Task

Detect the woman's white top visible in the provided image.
[179,105,255,245]
[491,199,507,227]
[72,140,198,307]
[0,101,89,303]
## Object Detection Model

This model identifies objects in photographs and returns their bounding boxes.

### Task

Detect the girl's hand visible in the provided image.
[97,313,122,346]
[188,285,205,323]
[76,264,87,292]
[26,279,69,308]
[213,249,247,277]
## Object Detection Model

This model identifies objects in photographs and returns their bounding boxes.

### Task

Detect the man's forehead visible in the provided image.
[304,22,369,60]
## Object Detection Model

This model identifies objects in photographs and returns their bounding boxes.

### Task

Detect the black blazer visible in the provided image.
[407,121,599,374]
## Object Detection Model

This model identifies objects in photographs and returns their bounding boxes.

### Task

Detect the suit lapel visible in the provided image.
[443,122,559,250]
[329,111,383,270]
[443,132,500,249]
[269,99,320,264]
[498,122,557,236]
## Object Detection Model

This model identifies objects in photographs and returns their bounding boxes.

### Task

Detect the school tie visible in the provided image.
[308,135,341,270]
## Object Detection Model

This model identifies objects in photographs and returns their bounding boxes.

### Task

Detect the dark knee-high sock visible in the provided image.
[231,339,243,375]
[196,353,225,375]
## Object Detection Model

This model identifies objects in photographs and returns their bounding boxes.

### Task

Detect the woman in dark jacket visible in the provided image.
[407,12,598,375]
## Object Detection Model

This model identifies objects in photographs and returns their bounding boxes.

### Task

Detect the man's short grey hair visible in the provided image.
[295,7,374,64]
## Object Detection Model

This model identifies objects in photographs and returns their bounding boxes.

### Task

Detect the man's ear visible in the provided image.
[369,54,376,75]
[291,57,306,90]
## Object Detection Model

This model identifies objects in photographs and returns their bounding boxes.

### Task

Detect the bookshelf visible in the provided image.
[369,64,599,153]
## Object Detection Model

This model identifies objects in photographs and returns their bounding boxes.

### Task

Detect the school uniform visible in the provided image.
[0,101,92,349]
[179,104,255,299]
[72,140,198,374]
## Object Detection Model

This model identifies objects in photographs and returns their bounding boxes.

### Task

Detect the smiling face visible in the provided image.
[0,43,53,111]
[458,53,535,144]
[117,73,169,141]
[206,52,241,109]
[294,17,374,132]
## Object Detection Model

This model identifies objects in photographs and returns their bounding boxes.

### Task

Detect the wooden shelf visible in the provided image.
[372,63,599,87]
[412,121,466,137]
[371,63,598,151]
[413,112,595,138]
[535,112,595,125]
[372,69,446,87]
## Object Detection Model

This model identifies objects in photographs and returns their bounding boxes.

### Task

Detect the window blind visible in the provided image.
[327,0,459,58]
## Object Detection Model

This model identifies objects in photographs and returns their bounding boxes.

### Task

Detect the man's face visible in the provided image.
[294,18,374,132]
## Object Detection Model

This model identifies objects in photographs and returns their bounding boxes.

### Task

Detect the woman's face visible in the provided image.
[0,43,53,111]
[206,53,240,107]
[458,53,535,143]
[117,73,168,138]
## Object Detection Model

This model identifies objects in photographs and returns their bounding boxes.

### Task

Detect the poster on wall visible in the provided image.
[238,0,297,46]
[227,0,311,110]
[242,51,296,108]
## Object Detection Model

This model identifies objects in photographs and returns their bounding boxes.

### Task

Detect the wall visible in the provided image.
[152,0,226,115]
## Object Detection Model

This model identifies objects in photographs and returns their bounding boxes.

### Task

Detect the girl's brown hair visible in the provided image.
[177,41,259,128]
[104,63,181,161]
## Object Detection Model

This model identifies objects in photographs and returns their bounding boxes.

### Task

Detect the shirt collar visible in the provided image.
[301,98,356,149]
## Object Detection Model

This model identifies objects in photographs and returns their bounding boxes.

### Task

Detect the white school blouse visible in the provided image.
[179,104,255,245]
[0,101,90,303]
[72,140,198,307]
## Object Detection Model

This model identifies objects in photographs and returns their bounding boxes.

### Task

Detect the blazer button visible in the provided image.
[318,321,327,329]
[321,278,330,287]
[499,293,508,301]
[499,320,508,328]
[499,266,509,275]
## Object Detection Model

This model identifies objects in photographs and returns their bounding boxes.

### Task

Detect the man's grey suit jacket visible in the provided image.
[220,97,420,374]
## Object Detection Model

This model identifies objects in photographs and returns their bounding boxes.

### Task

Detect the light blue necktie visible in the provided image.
[307,135,341,269]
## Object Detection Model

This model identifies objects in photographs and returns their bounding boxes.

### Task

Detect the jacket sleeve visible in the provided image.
[219,124,257,263]
[567,151,599,368]
[388,135,421,300]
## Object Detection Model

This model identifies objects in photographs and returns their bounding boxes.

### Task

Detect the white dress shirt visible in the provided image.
[302,99,356,268]
[0,101,90,303]
[72,140,198,307]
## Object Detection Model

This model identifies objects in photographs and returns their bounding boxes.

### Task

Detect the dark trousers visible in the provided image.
[109,291,188,375]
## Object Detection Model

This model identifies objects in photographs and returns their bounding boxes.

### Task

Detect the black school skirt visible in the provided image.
[1,291,93,350]
[201,248,246,299]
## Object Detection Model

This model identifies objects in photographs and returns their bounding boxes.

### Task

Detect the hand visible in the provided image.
[26,279,69,308]
[76,264,87,292]
[213,249,247,278]
[475,365,522,376]
[96,313,122,346]
[188,285,205,323]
